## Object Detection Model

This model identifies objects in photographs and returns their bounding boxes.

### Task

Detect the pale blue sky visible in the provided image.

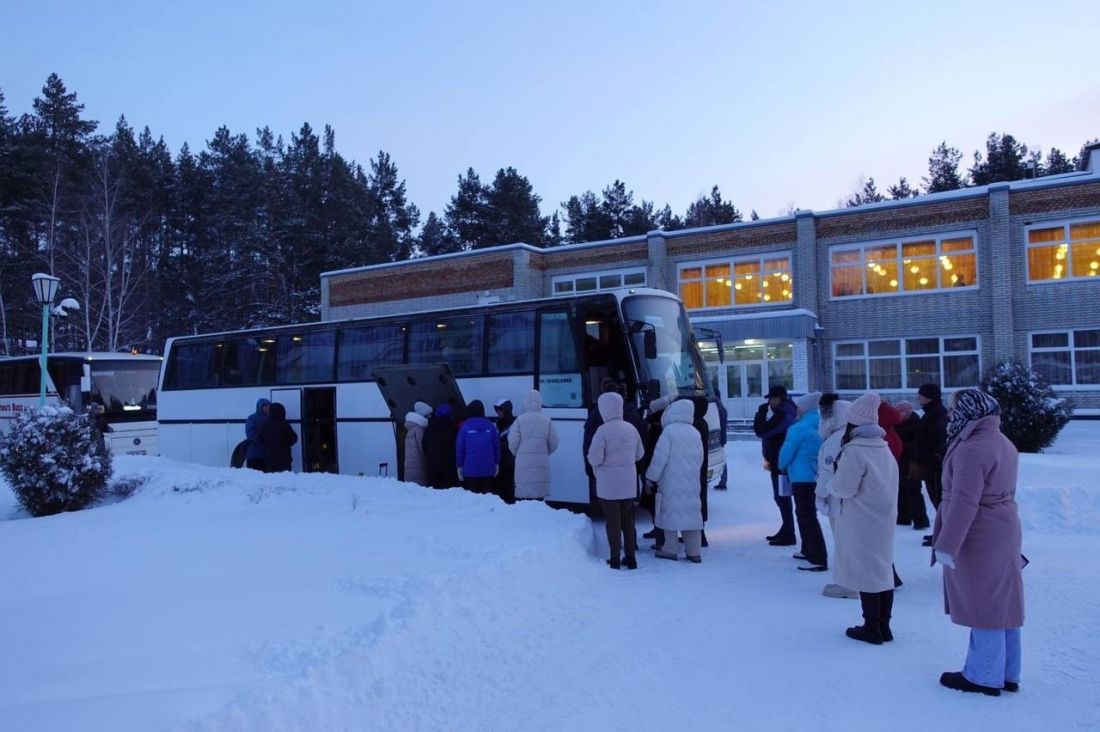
[3,0,1097,222]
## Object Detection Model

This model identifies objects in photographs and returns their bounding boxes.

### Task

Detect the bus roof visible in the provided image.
[163,288,682,344]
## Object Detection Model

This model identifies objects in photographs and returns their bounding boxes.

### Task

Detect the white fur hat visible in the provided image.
[847,392,881,427]
[413,401,433,417]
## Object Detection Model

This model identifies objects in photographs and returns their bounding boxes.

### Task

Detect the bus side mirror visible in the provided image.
[643,329,657,360]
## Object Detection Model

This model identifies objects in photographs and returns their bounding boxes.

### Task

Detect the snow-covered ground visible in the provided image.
[1,422,1098,731]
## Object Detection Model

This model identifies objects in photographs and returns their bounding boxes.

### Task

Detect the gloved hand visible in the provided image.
[936,550,956,569]
[457,468,464,481]
[815,496,829,516]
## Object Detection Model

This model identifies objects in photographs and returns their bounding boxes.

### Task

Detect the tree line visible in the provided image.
[0,74,1093,354]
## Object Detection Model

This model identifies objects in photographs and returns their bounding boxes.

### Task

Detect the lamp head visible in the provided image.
[31,273,61,305]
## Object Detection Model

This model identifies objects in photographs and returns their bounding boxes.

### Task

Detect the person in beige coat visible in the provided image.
[507,390,560,500]
[402,401,433,486]
[829,391,899,644]
[588,391,645,569]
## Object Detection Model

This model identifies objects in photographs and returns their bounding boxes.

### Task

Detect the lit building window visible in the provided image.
[1027,219,1100,282]
[679,254,793,309]
[830,233,977,298]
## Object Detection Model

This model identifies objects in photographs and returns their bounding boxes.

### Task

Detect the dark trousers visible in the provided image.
[245,458,265,471]
[900,475,929,527]
[771,472,795,540]
[464,476,494,495]
[600,498,637,561]
[792,482,827,566]
[717,463,728,490]
[923,465,943,509]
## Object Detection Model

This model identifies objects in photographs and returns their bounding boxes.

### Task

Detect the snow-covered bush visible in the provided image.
[0,406,113,516]
[980,361,1072,453]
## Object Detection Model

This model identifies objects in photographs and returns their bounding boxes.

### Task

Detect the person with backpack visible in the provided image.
[588,390,645,569]
[456,400,499,494]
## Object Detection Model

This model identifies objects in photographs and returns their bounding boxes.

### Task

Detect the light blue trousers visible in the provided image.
[963,628,1021,688]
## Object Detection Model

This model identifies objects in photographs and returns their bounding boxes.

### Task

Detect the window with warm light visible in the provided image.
[679,254,793,309]
[1027,218,1100,283]
[830,233,977,298]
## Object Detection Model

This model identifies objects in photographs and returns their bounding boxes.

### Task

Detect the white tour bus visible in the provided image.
[0,352,161,455]
[157,288,724,507]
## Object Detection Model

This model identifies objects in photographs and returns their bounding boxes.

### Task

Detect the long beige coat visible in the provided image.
[508,390,560,499]
[403,412,429,486]
[644,399,704,531]
[829,428,898,592]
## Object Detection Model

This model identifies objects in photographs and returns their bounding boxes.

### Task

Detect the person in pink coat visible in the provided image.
[932,388,1024,697]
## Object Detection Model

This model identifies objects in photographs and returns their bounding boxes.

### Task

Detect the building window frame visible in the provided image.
[551,267,646,296]
[1028,328,1100,388]
[832,335,981,392]
[828,230,979,300]
[677,252,794,311]
[1025,216,1100,284]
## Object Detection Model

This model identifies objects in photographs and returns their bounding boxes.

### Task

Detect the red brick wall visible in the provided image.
[1010,182,1100,215]
[529,242,649,270]
[815,197,988,239]
[665,222,797,258]
[328,253,515,306]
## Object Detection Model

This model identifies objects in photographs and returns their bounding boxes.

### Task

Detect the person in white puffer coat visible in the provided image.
[815,395,856,599]
[508,390,560,500]
[588,391,645,570]
[403,401,433,486]
[644,398,704,563]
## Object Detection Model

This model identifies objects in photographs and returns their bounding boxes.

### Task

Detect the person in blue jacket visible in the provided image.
[456,400,500,495]
[754,385,798,545]
[244,398,270,471]
[779,392,827,571]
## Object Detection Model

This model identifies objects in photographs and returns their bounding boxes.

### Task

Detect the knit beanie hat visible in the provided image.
[794,391,822,413]
[847,392,881,426]
[414,401,433,417]
[917,383,942,400]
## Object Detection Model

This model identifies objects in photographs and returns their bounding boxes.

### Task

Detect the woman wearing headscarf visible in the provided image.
[815,394,857,599]
[828,392,898,644]
[933,389,1024,697]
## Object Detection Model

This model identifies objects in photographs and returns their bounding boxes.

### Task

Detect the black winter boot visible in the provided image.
[940,671,1001,697]
[846,592,884,645]
[880,590,894,642]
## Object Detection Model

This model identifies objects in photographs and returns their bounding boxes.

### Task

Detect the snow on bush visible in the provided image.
[981,360,1072,453]
[0,405,113,516]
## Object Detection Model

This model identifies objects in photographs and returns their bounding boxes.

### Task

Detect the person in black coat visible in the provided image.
[259,402,298,473]
[423,404,459,489]
[753,385,798,545]
[639,397,668,543]
[712,375,729,491]
[690,395,711,547]
[493,399,517,503]
[912,383,947,544]
[894,400,928,528]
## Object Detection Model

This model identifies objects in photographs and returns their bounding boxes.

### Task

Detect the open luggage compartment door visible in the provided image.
[372,364,467,481]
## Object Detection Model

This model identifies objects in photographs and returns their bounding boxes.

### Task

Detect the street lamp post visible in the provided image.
[31,273,61,408]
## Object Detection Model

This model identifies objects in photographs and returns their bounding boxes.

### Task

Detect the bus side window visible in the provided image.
[487,311,534,375]
[165,343,217,389]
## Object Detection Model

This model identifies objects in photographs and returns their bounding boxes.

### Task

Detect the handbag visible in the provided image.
[778,474,793,497]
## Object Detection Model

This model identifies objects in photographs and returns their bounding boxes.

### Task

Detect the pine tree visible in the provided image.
[483,167,548,247]
[445,168,491,250]
[684,186,741,228]
[845,176,885,207]
[561,190,608,243]
[750,209,760,221]
[924,141,965,193]
[366,150,420,262]
[656,204,683,231]
[1044,147,1075,175]
[546,211,563,246]
[418,211,458,256]
[970,133,1028,185]
[887,176,919,200]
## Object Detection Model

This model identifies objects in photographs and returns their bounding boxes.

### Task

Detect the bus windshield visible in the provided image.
[90,362,159,422]
[621,295,713,401]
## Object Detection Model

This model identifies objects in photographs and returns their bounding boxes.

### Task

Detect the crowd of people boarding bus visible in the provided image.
[241,380,1025,698]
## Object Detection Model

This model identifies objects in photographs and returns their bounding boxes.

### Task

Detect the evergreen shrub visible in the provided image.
[0,406,113,516]
[980,361,1072,453]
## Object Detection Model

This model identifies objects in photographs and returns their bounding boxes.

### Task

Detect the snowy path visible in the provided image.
[1,423,1099,730]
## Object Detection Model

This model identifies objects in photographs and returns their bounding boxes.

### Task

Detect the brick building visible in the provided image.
[322,142,1100,419]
